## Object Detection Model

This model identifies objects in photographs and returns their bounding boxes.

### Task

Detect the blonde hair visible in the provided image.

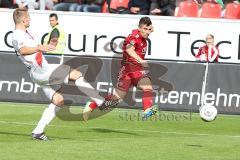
[13,8,28,25]
[206,34,214,39]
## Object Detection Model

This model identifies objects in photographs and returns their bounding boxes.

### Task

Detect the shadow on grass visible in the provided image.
[90,128,139,136]
[186,144,203,148]
[0,131,74,140]
[77,128,140,136]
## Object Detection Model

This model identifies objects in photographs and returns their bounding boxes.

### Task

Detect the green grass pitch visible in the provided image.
[0,102,239,160]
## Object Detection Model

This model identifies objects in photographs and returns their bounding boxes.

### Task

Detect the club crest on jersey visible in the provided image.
[130,40,135,46]
[142,47,147,54]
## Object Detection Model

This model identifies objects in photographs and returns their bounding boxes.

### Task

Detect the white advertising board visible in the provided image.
[1,9,240,63]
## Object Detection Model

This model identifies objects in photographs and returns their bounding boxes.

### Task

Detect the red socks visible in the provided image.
[142,90,153,111]
[89,93,152,111]
[89,95,114,110]
[89,101,98,110]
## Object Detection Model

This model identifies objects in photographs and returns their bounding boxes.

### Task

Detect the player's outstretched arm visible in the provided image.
[19,44,56,55]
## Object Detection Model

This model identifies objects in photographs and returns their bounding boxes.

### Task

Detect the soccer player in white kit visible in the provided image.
[12,8,116,140]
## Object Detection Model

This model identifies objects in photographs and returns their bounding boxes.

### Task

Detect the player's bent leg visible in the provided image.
[84,90,124,113]
[137,77,158,118]
[83,88,127,121]
[83,93,122,121]
[98,88,127,111]
[84,65,133,119]
[137,77,153,91]
[69,69,106,106]
[83,101,98,121]
[113,88,127,100]
[68,69,82,81]
[67,69,119,120]
[138,78,153,111]
[52,91,65,107]
[97,75,131,111]
[97,70,132,110]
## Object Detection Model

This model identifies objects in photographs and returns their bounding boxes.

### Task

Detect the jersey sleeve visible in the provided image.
[209,45,219,62]
[195,47,203,58]
[12,31,26,52]
[126,34,138,48]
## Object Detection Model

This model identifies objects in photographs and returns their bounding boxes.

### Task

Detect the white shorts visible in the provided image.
[29,64,71,101]
[29,64,70,86]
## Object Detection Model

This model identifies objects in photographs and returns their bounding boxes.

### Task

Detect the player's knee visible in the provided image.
[138,77,152,91]
[142,85,153,91]
[52,93,64,106]
[114,89,126,99]
[69,69,82,81]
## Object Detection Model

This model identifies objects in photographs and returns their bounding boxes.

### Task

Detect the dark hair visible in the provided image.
[49,13,58,20]
[138,17,152,27]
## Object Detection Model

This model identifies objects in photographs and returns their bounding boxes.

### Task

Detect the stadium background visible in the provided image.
[0,1,240,160]
[0,8,240,114]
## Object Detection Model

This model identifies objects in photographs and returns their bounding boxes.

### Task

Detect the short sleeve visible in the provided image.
[12,31,26,52]
[195,47,202,58]
[126,35,138,48]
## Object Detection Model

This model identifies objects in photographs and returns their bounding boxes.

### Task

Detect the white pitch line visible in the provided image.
[1,103,240,120]
[0,120,240,138]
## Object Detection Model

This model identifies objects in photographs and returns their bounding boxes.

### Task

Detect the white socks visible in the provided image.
[32,103,60,134]
[75,77,104,106]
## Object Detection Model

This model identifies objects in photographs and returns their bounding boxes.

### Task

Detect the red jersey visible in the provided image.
[122,29,147,66]
[195,45,219,62]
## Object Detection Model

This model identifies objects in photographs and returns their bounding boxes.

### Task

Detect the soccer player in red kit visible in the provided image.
[195,34,219,62]
[83,17,157,121]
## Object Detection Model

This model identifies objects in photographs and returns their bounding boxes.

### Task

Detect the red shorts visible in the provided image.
[116,64,150,92]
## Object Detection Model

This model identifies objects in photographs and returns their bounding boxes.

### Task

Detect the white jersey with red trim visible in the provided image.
[12,29,64,86]
[12,29,48,71]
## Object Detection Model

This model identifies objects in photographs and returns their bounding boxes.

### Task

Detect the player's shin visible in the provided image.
[32,103,60,134]
[142,89,158,118]
[142,89,153,111]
